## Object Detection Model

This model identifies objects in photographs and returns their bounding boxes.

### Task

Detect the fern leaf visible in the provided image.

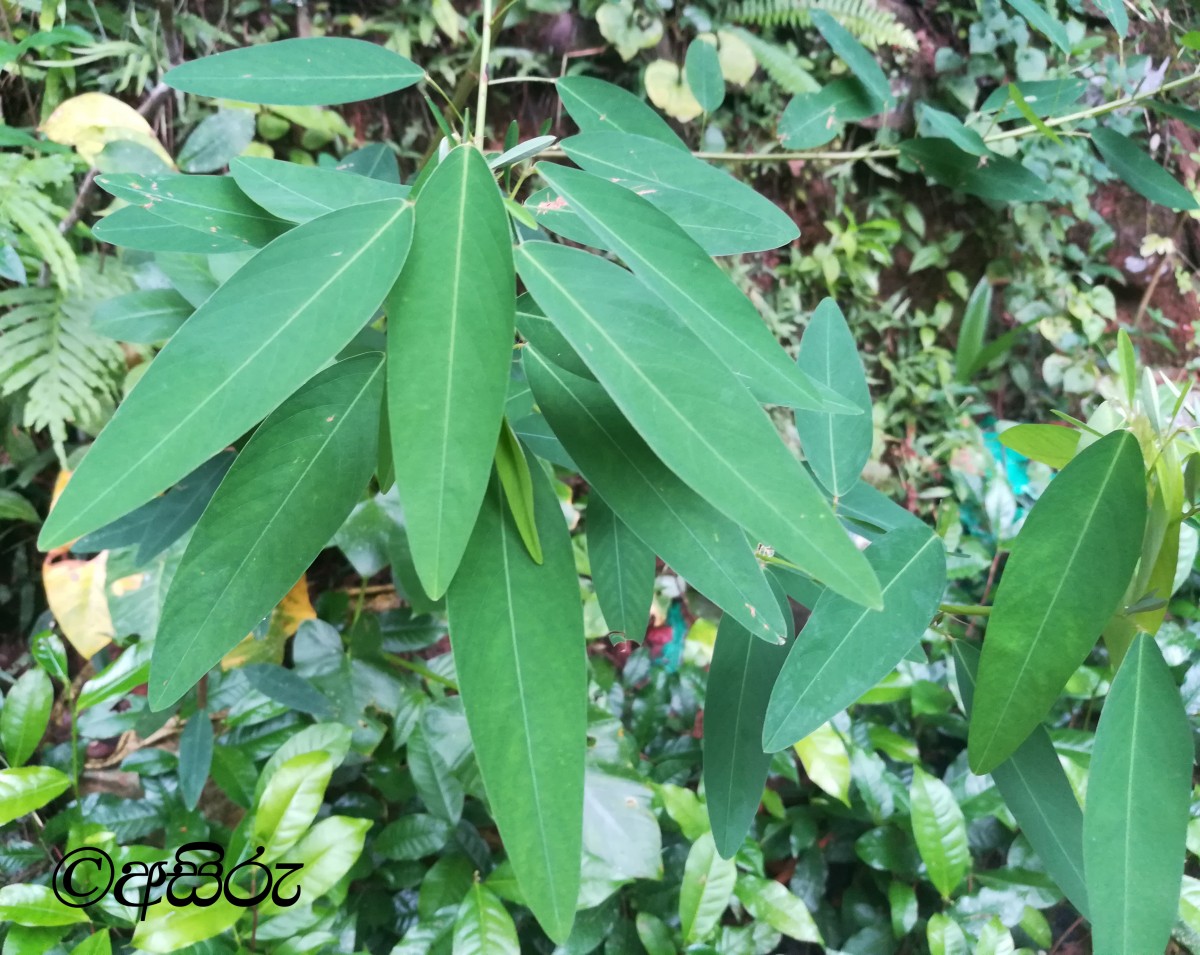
[724,26,820,94]
[732,0,919,51]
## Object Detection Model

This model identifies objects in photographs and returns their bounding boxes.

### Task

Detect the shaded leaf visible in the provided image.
[177,109,256,173]
[900,139,1054,202]
[452,884,520,955]
[149,354,384,708]
[1092,127,1199,211]
[1084,633,1191,955]
[445,469,586,944]
[969,431,1147,772]
[587,492,654,642]
[954,276,993,383]
[812,10,890,106]
[685,38,725,113]
[92,205,247,254]
[177,712,213,810]
[40,200,412,549]
[0,668,52,767]
[556,76,687,149]
[230,156,407,223]
[165,37,423,105]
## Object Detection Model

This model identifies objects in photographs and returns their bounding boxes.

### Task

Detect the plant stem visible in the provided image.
[939,603,992,617]
[383,653,459,691]
[474,0,495,149]
[538,68,1200,166]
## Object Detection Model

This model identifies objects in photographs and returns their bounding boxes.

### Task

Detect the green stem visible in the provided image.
[939,603,992,617]
[474,0,495,149]
[384,653,460,691]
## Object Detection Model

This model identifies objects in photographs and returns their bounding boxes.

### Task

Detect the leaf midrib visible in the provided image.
[973,444,1128,768]
[532,354,781,639]
[156,361,383,695]
[520,250,845,589]
[50,201,407,542]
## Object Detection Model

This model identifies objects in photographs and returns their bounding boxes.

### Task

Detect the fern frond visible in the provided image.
[725,27,820,94]
[0,260,129,455]
[0,154,81,290]
[732,0,919,51]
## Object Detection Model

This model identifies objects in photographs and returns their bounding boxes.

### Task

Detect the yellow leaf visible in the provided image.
[794,722,851,806]
[220,578,316,670]
[43,551,114,659]
[41,93,174,168]
[644,60,704,123]
[705,32,757,87]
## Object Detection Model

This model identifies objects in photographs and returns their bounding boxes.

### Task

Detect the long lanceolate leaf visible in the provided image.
[534,163,850,412]
[968,431,1147,774]
[387,145,515,599]
[762,525,945,751]
[149,354,385,708]
[1084,634,1192,955]
[164,37,424,106]
[703,596,791,858]
[39,199,413,550]
[445,469,586,945]
[794,298,873,497]
[525,351,787,642]
[516,243,881,611]
[953,642,1088,918]
[560,132,800,256]
[587,493,655,642]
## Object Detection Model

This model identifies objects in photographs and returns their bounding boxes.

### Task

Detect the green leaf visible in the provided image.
[793,722,850,804]
[1003,0,1071,52]
[955,276,993,383]
[779,79,878,149]
[794,298,873,497]
[30,633,68,685]
[888,882,918,938]
[165,37,423,105]
[1092,127,1199,211]
[452,884,520,955]
[131,896,241,952]
[917,104,989,157]
[525,352,786,640]
[703,607,790,858]
[534,163,848,412]
[92,205,248,254]
[953,642,1088,918]
[1084,633,1192,955]
[494,419,543,565]
[968,431,1147,773]
[0,885,89,927]
[910,766,968,898]
[242,664,335,718]
[69,928,111,955]
[556,76,687,149]
[149,353,385,708]
[253,749,335,862]
[997,423,1079,469]
[96,173,290,247]
[230,156,407,223]
[378,813,455,860]
[679,832,736,942]
[177,108,256,173]
[1149,99,1200,130]
[685,38,724,113]
[1007,83,1063,144]
[39,199,412,550]
[445,468,586,944]
[0,490,39,523]
[980,79,1085,120]
[587,492,654,642]
[733,874,822,943]
[259,815,372,915]
[409,727,465,824]
[763,526,945,751]
[92,288,193,343]
[635,913,675,955]
[177,712,213,811]
[254,722,352,803]
[900,139,1054,202]
[0,767,71,827]
[561,132,800,255]
[811,10,890,106]
[419,854,475,919]
[926,913,969,955]
[1117,328,1137,404]
[387,145,515,599]
[515,242,880,611]
[3,926,70,955]
[1,668,52,767]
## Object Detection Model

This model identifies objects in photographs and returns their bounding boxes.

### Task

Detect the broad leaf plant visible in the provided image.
[26,10,1200,953]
